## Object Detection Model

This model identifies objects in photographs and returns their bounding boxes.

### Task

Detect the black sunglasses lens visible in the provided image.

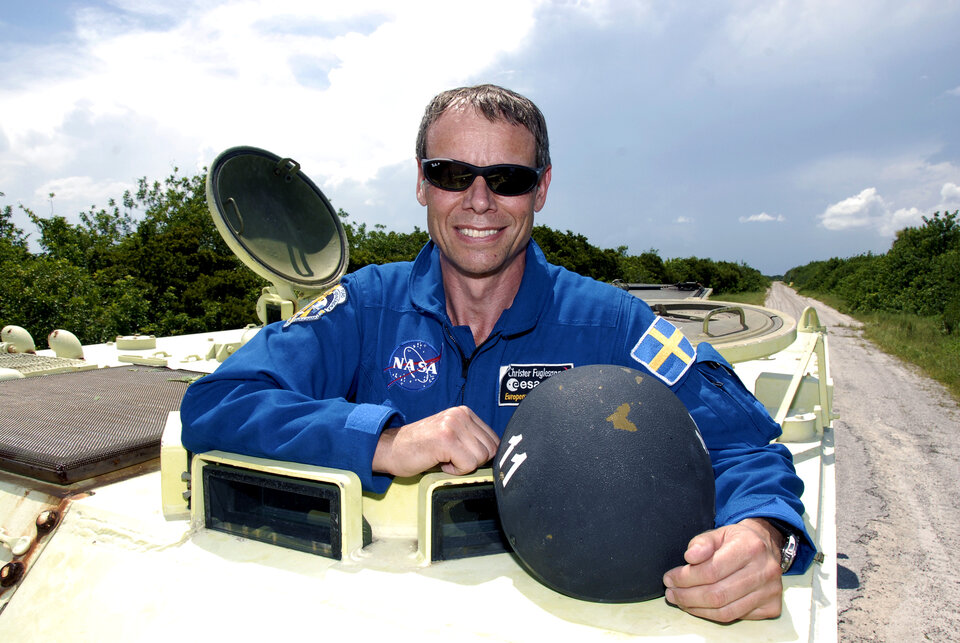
[484,166,538,196]
[426,161,475,190]
[423,160,538,196]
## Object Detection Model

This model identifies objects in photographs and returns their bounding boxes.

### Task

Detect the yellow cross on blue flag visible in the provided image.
[630,317,696,386]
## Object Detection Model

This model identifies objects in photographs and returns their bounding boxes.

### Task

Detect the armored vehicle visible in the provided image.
[0,148,836,641]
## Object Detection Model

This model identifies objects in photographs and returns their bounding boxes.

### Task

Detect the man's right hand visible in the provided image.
[372,406,500,478]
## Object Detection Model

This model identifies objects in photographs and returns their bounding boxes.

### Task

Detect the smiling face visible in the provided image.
[417,107,551,282]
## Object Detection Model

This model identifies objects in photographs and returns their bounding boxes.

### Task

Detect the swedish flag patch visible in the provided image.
[630,317,696,386]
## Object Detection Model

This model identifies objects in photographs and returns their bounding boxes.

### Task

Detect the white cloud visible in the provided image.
[819,188,885,230]
[0,0,546,216]
[940,182,960,217]
[800,151,959,238]
[739,212,785,223]
[36,177,136,213]
[880,207,923,236]
[819,187,926,235]
[942,182,960,201]
[875,158,960,208]
[1,0,957,274]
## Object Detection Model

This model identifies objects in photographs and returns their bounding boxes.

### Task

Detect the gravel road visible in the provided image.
[765,282,960,641]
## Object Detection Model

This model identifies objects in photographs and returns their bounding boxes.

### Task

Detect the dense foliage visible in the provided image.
[2,171,769,347]
[1,173,265,344]
[341,215,430,271]
[784,211,960,333]
[531,226,768,292]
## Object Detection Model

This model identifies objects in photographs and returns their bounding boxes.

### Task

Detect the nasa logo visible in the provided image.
[385,340,441,391]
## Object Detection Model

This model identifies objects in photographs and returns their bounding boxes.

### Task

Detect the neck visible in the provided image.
[441,253,526,346]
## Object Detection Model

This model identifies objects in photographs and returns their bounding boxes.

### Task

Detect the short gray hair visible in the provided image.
[415,84,551,168]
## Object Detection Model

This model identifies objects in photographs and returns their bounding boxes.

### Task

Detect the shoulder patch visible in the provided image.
[630,317,696,386]
[284,285,347,327]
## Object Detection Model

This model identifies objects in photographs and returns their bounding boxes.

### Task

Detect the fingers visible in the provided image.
[439,407,499,474]
[680,530,722,566]
[666,582,783,623]
[664,558,781,622]
[373,406,499,477]
[662,520,784,623]
[665,527,762,588]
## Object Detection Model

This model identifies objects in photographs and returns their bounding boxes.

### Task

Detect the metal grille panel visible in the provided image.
[0,353,93,376]
[0,366,200,484]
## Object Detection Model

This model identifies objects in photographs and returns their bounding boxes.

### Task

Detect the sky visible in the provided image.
[1,0,958,275]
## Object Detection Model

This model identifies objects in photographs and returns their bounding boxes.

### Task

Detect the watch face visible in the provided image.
[780,533,799,573]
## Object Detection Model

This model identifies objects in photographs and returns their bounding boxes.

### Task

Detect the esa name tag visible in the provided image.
[498,363,573,407]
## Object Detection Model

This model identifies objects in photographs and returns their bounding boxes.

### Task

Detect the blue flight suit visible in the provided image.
[180,240,814,573]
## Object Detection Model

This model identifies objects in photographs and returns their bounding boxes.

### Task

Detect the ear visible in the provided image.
[533,165,552,213]
[416,159,428,206]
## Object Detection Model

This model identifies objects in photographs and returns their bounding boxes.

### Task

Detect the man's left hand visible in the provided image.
[662,518,785,623]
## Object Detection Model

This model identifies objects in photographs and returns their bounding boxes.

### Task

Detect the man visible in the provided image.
[181,84,813,623]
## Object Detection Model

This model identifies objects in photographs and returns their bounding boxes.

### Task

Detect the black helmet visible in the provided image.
[494,364,715,602]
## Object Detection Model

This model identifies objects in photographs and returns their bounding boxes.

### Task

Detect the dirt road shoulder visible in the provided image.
[766,282,960,641]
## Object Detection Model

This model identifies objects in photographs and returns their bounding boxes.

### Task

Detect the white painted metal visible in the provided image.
[0,306,837,641]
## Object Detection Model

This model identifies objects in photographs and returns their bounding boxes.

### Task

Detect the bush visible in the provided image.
[786,211,959,318]
[3,175,775,343]
[944,294,960,335]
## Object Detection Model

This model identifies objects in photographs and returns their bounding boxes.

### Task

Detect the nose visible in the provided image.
[461,175,496,213]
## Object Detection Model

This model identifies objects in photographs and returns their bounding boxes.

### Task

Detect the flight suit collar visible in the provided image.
[408,240,552,338]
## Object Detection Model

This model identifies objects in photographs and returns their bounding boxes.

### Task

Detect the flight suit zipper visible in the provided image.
[444,326,496,406]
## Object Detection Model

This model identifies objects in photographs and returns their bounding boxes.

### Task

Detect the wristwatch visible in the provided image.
[779,531,799,573]
[766,519,799,573]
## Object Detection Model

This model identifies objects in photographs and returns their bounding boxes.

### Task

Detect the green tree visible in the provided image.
[25,197,134,274]
[785,210,960,327]
[0,204,30,264]
[342,213,430,271]
[531,226,620,281]
[111,172,266,336]
[1,255,106,341]
[6,171,781,346]
[1,205,40,334]
[10,171,266,343]
[616,249,667,283]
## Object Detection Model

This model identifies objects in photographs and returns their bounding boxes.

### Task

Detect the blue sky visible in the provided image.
[1,0,958,274]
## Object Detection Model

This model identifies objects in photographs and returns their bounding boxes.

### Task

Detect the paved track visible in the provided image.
[766,282,960,641]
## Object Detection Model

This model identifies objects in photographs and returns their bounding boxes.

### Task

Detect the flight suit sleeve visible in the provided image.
[672,343,816,575]
[179,281,400,493]
[614,294,815,574]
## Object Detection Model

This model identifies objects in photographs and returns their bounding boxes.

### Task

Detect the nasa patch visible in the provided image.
[284,285,347,327]
[498,363,573,406]
[385,340,441,391]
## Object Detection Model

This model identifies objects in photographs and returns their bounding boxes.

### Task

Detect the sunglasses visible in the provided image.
[420,158,544,196]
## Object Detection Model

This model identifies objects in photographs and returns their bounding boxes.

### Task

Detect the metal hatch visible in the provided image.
[649,300,797,363]
[206,146,349,318]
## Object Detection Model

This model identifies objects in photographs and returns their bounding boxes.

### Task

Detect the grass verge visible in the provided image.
[859,313,960,402]
[709,290,768,306]
[797,289,960,403]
